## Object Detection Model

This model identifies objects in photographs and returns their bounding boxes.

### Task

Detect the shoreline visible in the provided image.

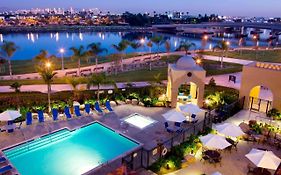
[0,25,153,34]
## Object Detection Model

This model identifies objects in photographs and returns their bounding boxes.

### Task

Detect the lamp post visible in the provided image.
[140,38,145,55]
[59,48,65,71]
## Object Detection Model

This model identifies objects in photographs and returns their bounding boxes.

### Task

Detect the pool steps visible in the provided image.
[4,129,71,158]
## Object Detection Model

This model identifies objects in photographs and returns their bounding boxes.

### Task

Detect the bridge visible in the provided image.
[153,22,281,31]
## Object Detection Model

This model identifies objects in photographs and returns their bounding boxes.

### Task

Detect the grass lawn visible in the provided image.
[0,52,147,75]
[202,49,281,63]
[0,59,242,86]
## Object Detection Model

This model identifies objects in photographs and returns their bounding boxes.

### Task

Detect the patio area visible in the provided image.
[169,140,281,175]
[0,104,206,151]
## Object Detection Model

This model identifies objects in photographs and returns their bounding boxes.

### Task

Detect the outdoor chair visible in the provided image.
[26,112,32,125]
[247,164,255,175]
[105,101,114,112]
[84,104,91,115]
[0,165,13,174]
[64,107,72,119]
[38,110,44,123]
[174,122,181,127]
[52,108,59,121]
[166,128,174,133]
[15,122,22,129]
[191,114,196,119]
[94,102,103,114]
[74,105,82,117]
[0,157,6,164]
[191,119,198,124]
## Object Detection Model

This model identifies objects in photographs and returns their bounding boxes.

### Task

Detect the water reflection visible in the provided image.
[1,29,275,60]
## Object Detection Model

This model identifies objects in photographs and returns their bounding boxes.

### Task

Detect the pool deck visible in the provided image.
[0,104,205,151]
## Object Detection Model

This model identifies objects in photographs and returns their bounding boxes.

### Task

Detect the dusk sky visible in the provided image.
[0,0,280,17]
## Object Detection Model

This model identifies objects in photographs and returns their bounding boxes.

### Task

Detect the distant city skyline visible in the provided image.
[0,0,280,17]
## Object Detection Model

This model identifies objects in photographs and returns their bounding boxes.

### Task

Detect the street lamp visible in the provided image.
[59,48,65,71]
[226,41,230,46]
[203,35,208,40]
[140,38,145,44]
[45,61,51,69]
[196,58,202,64]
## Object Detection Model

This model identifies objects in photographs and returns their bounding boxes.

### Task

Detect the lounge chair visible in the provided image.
[74,105,82,117]
[0,157,6,164]
[0,165,13,174]
[26,112,32,125]
[38,110,44,123]
[105,101,114,112]
[84,104,91,115]
[94,102,103,114]
[64,107,72,119]
[52,108,59,121]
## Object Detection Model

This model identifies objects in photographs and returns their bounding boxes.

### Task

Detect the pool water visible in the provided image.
[123,113,157,129]
[3,123,139,175]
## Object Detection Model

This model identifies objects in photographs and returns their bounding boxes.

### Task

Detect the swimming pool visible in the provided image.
[3,122,140,175]
[123,113,157,129]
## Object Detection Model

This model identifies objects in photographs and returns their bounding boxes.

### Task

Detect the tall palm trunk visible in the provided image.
[149,47,152,71]
[8,58,12,76]
[121,54,124,72]
[78,59,81,76]
[220,50,225,68]
[97,84,100,102]
[95,57,98,73]
[47,83,51,113]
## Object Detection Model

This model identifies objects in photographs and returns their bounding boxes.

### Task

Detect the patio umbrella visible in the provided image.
[215,123,245,137]
[162,110,187,122]
[245,148,281,170]
[199,134,231,150]
[0,110,21,121]
[179,103,202,114]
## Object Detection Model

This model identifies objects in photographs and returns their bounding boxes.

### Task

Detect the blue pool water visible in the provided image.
[3,123,139,175]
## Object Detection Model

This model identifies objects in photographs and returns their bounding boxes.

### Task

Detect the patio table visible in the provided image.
[204,150,221,159]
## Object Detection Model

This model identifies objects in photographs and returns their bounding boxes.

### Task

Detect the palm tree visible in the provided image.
[146,41,153,71]
[10,82,22,109]
[177,41,196,55]
[70,45,88,76]
[87,42,108,72]
[87,73,113,102]
[38,64,57,112]
[213,40,229,68]
[0,41,18,76]
[164,40,171,59]
[34,50,55,65]
[150,36,164,56]
[10,82,21,93]
[112,40,130,72]
[66,77,80,100]
[130,42,141,50]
